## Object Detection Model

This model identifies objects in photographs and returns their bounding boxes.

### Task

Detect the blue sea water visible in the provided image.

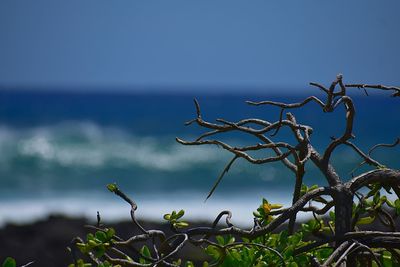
[0,90,399,225]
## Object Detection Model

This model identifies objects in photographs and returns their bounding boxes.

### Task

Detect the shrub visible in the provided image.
[70,75,400,266]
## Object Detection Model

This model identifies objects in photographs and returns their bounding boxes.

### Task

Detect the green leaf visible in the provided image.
[253,211,262,218]
[295,254,309,266]
[216,235,225,245]
[98,261,110,267]
[255,261,268,267]
[185,261,195,267]
[75,259,92,267]
[373,191,381,204]
[300,184,308,196]
[88,240,98,247]
[95,231,107,242]
[174,221,189,228]
[94,245,106,257]
[229,250,242,261]
[329,211,335,221]
[106,228,115,239]
[205,245,221,259]
[86,233,94,241]
[2,258,16,267]
[283,246,295,258]
[173,259,182,266]
[309,185,318,191]
[367,184,381,198]
[270,203,283,209]
[242,237,250,243]
[356,216,375,225]
[106,183,118,193]
[176,209,185,219]
[301,223,311,234]
[140,245,151,258]
[317,247,333,260]
[289,232,302,245]
[308,219,319,231]
[382,251,392,267]
[386,199,395,208]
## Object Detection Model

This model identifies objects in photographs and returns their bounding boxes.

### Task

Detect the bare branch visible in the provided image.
[155,234,188,264]
[344,141,382,167]
[246,95,325,109]
[309,82,329,94]
[322,240,352,267]
[114,230,166,246]
[215,117,311,138]
[270,108,285,137]
[176,138,294,165]
[368,137,400,156]
[180,99,304,172]
[348,169,400,192]
[205,156,238,201]
[104,253,152,267]
[345,83,400,97]
[344,231,400,239]
[335,242,383,267]
[323,96,355,162]
[302,201,335,215]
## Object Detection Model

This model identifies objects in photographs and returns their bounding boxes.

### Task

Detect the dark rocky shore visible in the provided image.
[0,215,210,267]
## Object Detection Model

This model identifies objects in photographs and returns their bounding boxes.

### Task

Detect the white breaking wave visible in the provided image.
[0,122,297,227]
[0,122,227,171]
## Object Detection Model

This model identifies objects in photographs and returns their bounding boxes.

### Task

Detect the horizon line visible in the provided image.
[0,84,320,96]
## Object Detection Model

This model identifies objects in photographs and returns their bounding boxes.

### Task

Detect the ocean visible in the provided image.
[0,89,399,226]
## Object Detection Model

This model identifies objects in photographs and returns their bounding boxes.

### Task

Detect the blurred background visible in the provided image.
[0,0,400,228]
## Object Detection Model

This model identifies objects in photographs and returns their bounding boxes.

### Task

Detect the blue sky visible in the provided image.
[0,1,399,92]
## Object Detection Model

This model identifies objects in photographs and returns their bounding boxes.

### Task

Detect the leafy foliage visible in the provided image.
[163,210,189,229]
[204,189,400,266]
[67,181,400,266]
